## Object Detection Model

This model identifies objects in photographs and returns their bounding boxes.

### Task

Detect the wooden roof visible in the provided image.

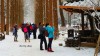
[60,6,100,13]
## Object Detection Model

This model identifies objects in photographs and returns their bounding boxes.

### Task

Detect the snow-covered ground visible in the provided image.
[0,28,99,56]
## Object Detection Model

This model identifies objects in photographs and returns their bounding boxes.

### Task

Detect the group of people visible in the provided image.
[12,22,55,52]
[13,23,37,42]
[21,23,37,42]
[38,22,55,52]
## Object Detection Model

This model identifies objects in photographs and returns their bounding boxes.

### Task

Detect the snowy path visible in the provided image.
[0,29,99,56]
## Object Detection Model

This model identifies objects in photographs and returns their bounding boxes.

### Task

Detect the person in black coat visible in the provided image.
[38,23,47,50]
[32,23,37,39]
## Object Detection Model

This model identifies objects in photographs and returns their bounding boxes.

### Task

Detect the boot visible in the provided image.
[45,48,47,50]
[25,39,26,42]
[29,38,30,42]
[40,49,44,50]
[47,48,50,52]
[14,37,16,42]
[29,40,30,42]
[16,40,18,42]
[49,48,54,52]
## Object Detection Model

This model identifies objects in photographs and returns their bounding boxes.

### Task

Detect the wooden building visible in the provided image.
[60,5,100,56]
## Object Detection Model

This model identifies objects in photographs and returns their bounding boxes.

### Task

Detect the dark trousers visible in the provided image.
[24,32,30,42]
[48,38,53,49]
[14,37,17,41]
[28,31,31,38]
[13,32,18,41]
[40,35,47,50]
[33,30,36,39]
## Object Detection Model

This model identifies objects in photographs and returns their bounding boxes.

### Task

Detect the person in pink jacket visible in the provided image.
[23,24,30,42]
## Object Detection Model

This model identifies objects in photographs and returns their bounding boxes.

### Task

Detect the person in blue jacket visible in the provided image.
[45,23,55,52]
[13,24,18,42]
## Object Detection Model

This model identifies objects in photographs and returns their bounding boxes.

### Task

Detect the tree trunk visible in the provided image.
[48,0,53,24]
[59,0,65,26]
[1,0,5,33]
[46,0,49,23]
[35,0,43,25]
[6,0,10,34]
[53,0,58,39]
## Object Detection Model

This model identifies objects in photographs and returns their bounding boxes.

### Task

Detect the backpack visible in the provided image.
[23,27,28,33]
[32,24,37,30]
[13,28,15,33]
[13,27,15,35]
[30,25,33,30]
[45,30,49,37]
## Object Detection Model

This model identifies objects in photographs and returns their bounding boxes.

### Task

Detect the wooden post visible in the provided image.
[81,12,84,36]
[87,14,94,35]
[1,0,5,33]
[68,12,72,26]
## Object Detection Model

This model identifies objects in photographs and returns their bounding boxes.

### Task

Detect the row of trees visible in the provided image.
[35,0,58,38]
[0,0,65,38]
[0,0,24,34]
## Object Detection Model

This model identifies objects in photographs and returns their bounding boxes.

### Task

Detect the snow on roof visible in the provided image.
[63,0,99,7]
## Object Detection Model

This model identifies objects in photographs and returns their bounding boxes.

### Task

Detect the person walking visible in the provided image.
[13,24,18,42]
[23,24,30,42]
[32,23,37,39]
[27,23,32,38]
[38,22,47,50]
[45,23,55,52]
